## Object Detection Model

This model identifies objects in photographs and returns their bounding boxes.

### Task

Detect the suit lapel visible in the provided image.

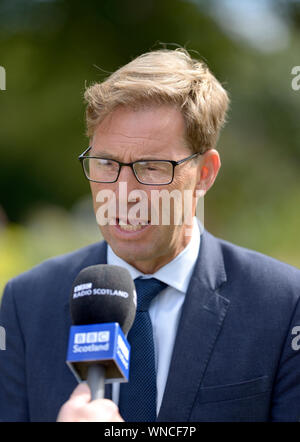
[157,230,230,422]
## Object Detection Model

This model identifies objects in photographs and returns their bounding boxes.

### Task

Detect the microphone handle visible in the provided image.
[87,365,106,400]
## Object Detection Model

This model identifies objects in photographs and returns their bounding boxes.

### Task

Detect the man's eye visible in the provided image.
[97,159,114,166]
[139,162,161,171]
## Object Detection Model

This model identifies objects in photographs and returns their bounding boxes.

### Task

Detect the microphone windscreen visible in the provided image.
[70,264,136,334]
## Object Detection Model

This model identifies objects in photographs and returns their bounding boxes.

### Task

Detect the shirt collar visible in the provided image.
[107,217,202,294]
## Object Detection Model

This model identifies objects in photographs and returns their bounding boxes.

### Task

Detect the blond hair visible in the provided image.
[84,48,229,153]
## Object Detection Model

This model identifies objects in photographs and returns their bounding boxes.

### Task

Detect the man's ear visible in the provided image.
[195,149,221,198]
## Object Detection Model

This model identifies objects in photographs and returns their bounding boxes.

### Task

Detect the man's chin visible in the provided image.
[99,223,183,271]
[112,245,159,270]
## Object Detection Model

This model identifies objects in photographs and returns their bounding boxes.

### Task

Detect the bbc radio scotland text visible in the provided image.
[73,284,129,299]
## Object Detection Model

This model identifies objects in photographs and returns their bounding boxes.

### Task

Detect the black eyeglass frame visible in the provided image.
[78,146,201,185]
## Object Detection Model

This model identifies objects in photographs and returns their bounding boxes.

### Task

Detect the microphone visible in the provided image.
[66,264,137,400]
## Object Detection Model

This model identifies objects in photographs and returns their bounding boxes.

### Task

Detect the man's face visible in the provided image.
[89,104,218,274]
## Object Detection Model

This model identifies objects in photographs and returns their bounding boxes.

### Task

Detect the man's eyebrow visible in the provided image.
[90,150,163,161]
[91,151,118,159]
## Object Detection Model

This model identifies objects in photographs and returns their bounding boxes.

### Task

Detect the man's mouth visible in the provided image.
[116,218,150,232]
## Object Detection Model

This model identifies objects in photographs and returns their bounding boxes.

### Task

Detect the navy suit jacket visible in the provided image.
[1,230,300,422]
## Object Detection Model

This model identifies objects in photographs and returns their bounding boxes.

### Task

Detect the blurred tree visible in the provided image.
[0,0,299,269]
[0,0,236,221]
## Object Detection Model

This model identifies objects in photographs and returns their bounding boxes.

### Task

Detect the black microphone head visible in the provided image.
[70,264,136,334]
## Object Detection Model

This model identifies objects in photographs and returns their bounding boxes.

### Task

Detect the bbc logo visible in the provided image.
[74,331,110,344]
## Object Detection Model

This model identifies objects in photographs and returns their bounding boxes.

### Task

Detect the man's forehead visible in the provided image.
[93,105,186,142]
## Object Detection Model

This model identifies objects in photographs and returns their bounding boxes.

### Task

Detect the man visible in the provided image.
[1,49,300,422]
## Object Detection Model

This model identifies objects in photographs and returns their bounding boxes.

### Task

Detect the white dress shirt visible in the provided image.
[107,218,201,415]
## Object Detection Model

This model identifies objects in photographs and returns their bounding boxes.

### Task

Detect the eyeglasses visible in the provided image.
[78,146,201,185]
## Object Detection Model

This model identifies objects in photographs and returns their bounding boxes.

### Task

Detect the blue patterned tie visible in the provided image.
[118,277,167,422]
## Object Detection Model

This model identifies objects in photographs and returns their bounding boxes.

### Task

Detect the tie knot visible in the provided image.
[134,277,167,311]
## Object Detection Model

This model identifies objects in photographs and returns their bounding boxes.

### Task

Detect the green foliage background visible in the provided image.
[1,0,300,295]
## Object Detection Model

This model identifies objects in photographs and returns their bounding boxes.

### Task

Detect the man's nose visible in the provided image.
[115,166,140,220]
[117,164,139,190]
